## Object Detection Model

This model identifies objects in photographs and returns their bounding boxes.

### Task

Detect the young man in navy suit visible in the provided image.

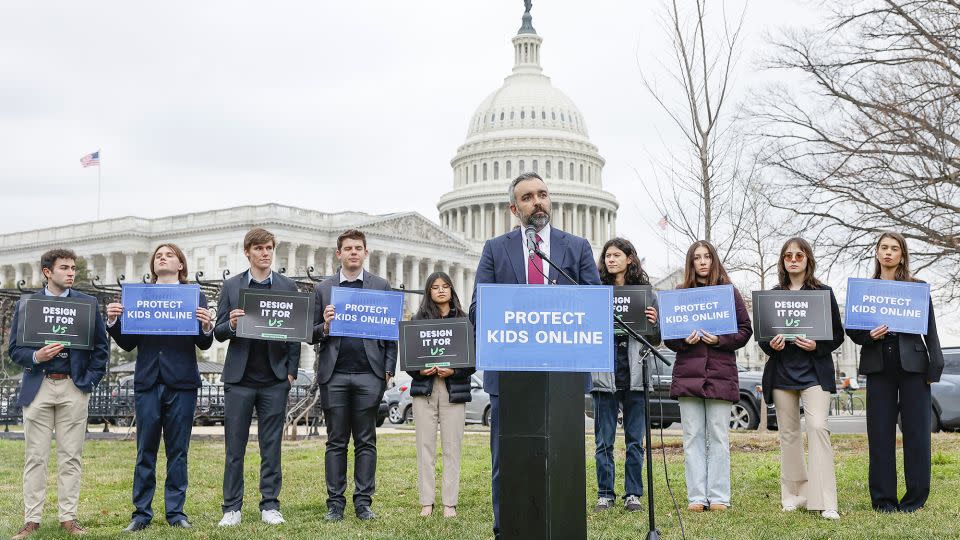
[214,228,300,527]
[468,172,601,539]
[9,249,109,539]
[106,243,214,532]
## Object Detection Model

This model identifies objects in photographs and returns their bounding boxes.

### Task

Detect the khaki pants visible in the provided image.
[773,386,837,512]
[21,377,90,523]
[413,377,466,507]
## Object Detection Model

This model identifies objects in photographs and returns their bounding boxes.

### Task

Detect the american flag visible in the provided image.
[80,151,100,167]
[657,214,669,230]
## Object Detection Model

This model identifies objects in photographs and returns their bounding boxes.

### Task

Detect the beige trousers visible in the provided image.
[21,377,91,523]
[413,377,466,507]
[773,386,837,512]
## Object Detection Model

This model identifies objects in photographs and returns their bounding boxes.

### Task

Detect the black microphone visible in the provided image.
[524,224,538,258]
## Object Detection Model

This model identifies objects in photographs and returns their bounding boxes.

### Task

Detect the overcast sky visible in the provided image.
[0,0,818,278]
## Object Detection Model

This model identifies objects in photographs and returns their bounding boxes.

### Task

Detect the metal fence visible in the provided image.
[0,382,325,433]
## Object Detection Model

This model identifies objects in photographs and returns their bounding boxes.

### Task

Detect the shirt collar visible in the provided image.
[247,270,273,285]
[339,268,365,284]
[43,287,70,298]
[537,223,552,244]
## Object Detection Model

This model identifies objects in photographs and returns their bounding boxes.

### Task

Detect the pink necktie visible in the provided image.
[527,233,544,284]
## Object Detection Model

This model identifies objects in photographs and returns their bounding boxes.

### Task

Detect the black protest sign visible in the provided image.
[399,318,475,371]
[17,294,98,350]
[751,290,833,341]
[237,288,315,342]
[613,285,655,336]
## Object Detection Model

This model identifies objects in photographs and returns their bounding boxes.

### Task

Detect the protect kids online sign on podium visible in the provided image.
[476,284,613,540]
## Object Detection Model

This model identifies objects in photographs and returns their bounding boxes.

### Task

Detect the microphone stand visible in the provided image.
[533,245,669,540]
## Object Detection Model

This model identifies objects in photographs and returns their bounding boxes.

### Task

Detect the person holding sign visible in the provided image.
[310,229,398,522]
[8,249,108,539]
[757,238,844,520]
[846,232,943,513]
[590,238,659,513]
[663,241,751,513]
[213,228,300,527]
[405,272,475,519]
[104,244,214,532]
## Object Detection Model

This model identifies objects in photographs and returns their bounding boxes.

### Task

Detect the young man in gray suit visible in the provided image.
[214,228,301,527]
[311,229,397,522]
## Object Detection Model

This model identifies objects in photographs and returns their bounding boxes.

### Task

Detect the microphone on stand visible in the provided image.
[524,224,539,258]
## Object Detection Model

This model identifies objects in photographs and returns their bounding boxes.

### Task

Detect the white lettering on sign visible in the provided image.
[344,303,389,314]
[502,311,587,325]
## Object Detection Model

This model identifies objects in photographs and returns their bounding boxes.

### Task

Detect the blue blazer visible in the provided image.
[109,291,214,392]
[468,227,602,395]
[8,289,109,407]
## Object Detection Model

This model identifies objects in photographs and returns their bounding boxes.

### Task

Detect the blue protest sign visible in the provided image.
[657,285,738,340]
[476,284,614,372]
[844,278,930,335]
[329,287,405,341]
[121,283,200,335]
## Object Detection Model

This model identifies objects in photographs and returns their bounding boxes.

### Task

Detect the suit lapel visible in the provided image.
[505,230,526,284]
[549,227,569,284]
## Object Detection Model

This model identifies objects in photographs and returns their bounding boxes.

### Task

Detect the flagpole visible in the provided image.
[96,149,102,220]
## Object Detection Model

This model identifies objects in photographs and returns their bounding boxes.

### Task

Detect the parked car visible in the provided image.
[386,372,413,424]
[465,372,492,425]
[931,346,960,432]
[584,349,777,431]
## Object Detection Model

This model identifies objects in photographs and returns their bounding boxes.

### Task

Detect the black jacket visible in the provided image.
[846,291,943,383]
[759,284,844,404]
[405,312,475,403]
[110,291,214,392]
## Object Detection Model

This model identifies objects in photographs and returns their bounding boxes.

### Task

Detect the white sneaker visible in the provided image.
[261,509,285,525]
[821,510,840,520]
[218,510,241,527]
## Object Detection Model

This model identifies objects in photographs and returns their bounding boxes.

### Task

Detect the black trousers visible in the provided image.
[132,385,196,524]
[866,361,932,512]
[320,371,385,511]
[222,380,290,513]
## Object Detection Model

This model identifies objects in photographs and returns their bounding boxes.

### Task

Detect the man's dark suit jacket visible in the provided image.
[310,271,398,385]
[109,291,214,392]
[9,289,109,407]
[214,270,302,383]
[468,226,602,395]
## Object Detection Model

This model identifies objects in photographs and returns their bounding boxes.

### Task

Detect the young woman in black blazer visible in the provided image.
[846,232,944,512]
[758,238,844,520]
[405,271,475,518]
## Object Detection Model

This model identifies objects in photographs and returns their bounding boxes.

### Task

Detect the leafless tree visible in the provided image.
[640,0,753,262]
[752,0,960,299]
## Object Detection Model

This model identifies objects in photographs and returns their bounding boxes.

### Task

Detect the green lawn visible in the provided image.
[0,431,958,539]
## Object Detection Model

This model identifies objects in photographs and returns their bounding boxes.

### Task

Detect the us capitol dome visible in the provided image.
[436,4,620,252]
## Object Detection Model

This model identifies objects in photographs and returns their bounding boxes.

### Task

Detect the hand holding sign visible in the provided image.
[229,309,245,331]
[196,307,214,333]
[870,324,889,340]
[35,343,65,362]
[106,302,123,324]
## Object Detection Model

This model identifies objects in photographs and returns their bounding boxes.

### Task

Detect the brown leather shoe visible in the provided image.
[59,520,86,536]
[709,503,728,512]
[11,522,39,540]
[687,503,705,512]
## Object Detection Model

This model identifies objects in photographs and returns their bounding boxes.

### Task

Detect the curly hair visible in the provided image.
[598,237,650,286]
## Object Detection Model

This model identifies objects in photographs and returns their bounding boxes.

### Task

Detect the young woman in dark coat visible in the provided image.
[846,232,943,513]
[663,240,752,513]
[758,238,844,520]
[405,271,475,518]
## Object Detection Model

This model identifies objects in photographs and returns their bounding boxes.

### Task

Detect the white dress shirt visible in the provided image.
[521,223,552,284]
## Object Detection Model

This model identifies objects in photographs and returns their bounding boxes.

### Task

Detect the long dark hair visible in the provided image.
[777,237,822,290]
[872,231,916,282]
[598,237,650,286]
[415,271,466,319]
[679,240,731,289]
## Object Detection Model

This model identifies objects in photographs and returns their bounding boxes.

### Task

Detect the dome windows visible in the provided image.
[541,110,546,120]
[533,159,539,173]
[520,110,525,120]
[510,110,515,120]
[506,160,512,178]
[500,111,505,121]
[545,160,552,178]
[558,160,564,179]
[569,162,575,180]
[494,161,500,180]
[483,163,488,181]
[519,159,525,172]
[552,111,556,121]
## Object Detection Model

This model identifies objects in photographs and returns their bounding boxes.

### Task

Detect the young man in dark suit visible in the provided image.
[9,249,109,539]
[311,229,397,522]
[106,243,214,532]
[468,173,601,539]
[214,228,301,527]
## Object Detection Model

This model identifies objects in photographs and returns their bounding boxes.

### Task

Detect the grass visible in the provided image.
[0,430,959,539]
